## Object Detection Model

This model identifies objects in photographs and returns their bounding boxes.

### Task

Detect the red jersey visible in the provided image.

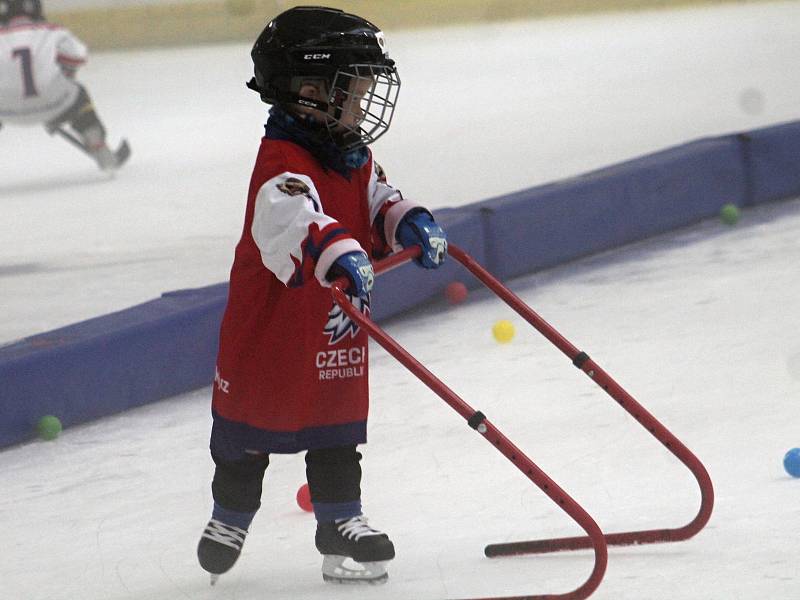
[211,136,418,453]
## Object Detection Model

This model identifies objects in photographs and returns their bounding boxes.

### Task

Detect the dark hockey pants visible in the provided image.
[211,445,362,513]
[45,84,106,142]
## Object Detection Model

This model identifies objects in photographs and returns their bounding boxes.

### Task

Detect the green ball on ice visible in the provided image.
[37,415,62,441]
[719,203,740,225]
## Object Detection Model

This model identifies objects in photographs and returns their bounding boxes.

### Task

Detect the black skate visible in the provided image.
[197,519,248,585]
[315,515,395,584]
[48,126,130,172]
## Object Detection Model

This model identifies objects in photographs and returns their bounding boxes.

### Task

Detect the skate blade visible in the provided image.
[321,555,389,585]
[209,574,220,586]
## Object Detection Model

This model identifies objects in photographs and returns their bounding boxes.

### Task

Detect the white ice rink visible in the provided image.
[2,2,800,599]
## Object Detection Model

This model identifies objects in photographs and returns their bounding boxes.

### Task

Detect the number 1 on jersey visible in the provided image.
[12,47,39,98]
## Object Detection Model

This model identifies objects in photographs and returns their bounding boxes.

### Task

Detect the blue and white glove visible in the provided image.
[326,250,374,299]
[396,209,447,269]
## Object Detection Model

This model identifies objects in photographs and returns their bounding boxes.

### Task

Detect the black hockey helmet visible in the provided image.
[247,5,400,151]
[0,0,43,24]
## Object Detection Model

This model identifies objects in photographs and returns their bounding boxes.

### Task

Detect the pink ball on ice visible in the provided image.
[296,483,313,512]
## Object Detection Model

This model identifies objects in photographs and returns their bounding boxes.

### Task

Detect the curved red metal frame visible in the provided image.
[332,243,714,597]
[332,246,608,600]
[444,245,714,559]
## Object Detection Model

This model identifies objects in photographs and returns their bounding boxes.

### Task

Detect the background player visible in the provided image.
[0,0,128,170]
[197,6,447,587]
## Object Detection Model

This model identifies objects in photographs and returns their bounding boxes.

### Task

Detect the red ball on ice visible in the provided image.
[445,281,468,305]
[296,483,313,512]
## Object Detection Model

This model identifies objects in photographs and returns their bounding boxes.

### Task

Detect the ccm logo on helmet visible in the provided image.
[304,53,331,60]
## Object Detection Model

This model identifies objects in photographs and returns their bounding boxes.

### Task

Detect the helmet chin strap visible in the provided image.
[246,78,331,112]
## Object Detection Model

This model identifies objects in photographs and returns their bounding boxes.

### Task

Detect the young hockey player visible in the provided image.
[0,0,128,170]
[197,6,447,586]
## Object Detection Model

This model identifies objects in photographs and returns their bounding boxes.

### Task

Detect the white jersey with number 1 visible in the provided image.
[0,18,87,125]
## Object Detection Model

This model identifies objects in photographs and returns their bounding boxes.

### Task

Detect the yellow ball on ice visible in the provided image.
[492,320,515,343]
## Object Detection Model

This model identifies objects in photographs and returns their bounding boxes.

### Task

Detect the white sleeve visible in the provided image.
[55,30,88,69]
[367,159,424,252]
[251,171,361,286]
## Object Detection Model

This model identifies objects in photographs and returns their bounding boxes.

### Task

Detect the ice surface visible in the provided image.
[1,3,800,599]
[2,195,799,599]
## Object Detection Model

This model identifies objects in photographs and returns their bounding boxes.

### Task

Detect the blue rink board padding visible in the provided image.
[741,121,800,205]
[0,287,227,448]
[477,136,746,280]
[2,121,799,448]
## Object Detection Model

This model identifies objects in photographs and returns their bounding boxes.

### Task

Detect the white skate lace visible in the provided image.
[335,515,383,541]
[201,519,247,550]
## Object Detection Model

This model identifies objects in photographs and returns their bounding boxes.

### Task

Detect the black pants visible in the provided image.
[211,445,362,513]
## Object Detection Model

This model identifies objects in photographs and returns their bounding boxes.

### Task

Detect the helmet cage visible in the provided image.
[322,62,399,151]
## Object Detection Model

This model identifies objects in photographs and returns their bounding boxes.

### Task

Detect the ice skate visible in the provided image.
[197,519,248,585]
[315,515,395,584]
[91,144,119,171]
[90,141,130,171]
[78,123,130,172]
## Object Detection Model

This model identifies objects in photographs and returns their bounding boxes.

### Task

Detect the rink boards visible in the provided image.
[1,119,799,448]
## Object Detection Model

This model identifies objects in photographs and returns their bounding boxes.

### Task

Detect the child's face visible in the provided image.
[338,75,373,129]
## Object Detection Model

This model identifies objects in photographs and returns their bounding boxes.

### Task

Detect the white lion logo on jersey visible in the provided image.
[324,296,370,345]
